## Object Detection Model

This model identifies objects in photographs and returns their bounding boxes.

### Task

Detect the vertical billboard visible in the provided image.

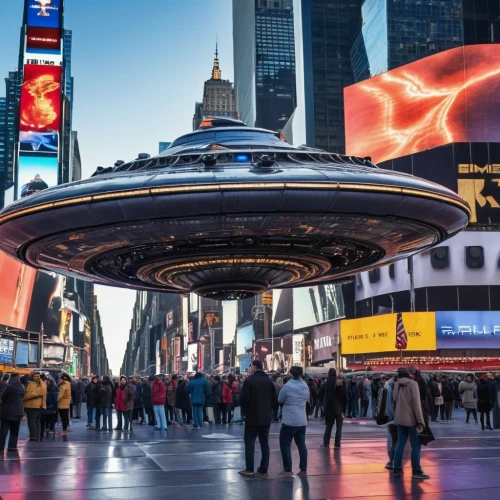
[27,0,61,29]
[236,323,254,355]
[17,156,58,199]
[272,288,293,336]
[311,321,340,364]
[20,64,62,132]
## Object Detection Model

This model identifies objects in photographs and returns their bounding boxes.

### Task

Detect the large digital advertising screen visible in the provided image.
[345,45,500,164]
[236,323,254,355]
[20,64,61,132]
[436,311,500,349]
[0,253,37,330]
[293,284,345,330]
[20,131,58,154]
[26,27,61,53]
[272,288,293,336]
[17,156,58,199]
[253,335,293,372]
[26,0,61,29]
[340,312,436,355]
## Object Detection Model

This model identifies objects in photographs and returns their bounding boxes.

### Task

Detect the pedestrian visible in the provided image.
[122,377,136,432]
[114,376,127,430]
[99,376,113,432]
[278,366,310,478]
[85,375,99,429]
[152,374,167,430]
[93,376,103,430]
[459,374,478,424]
[142,376,155,426]
[492,374,500,429]
[166,376,177,424]
[383,375,398,470]
[41,377,58,437]
[441,376,454,422]
[176,377,192,425]
[314,378,325,420]
[408,366,429,426]
[361,378,371,418]
[477,374,493,430]
[392,367,429,480]
[306,377,317,421]
[211,375,223,425]
[0,373,25,453]
[71,377,83,419]
[185,372,211,429]
[430,372,445,422]
[57,373,72,436]
[347,377,359,419]
[321,368,347,449]
[23,371,47,441]
[132,376,145,424]
[238,360,278,478]
[222,379,233,424]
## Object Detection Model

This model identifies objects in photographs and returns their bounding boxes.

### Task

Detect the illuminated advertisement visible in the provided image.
[0,339,15,364]
[17,156,58,199]
[253,335,293,372]
[345,45,500,164]
[292,334,305,366]
[0,253,37,330]
[26,27,61,53]
[187,343,198,372]
[293,284,344,330]
[272,288,293,336]
[20,65,61,132]
[24,53,62,66]
[311,321,339,364]
[27,0,61,29]
[20,131,58,154]
[236,323,254,355]
[436,311,500,349]
[340,312,436,355]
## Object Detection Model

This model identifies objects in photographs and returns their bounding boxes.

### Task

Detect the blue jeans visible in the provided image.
[192,404,203,426]
[280,424,307,472]
[387,423,398,461]
[393,424,422,472]
[154,405,167,429]
[87,405,95,425]
[123,410,133,431]
[101,408,112,430]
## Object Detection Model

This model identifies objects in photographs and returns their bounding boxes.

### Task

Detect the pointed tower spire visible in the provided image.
[212,37,221,80]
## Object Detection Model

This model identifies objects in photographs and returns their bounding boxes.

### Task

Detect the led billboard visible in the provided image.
[20,64,61,132]
[272,288,293,336]
[17,156,58,199]
[20,131,58,154]
[26,27,61,53]
[345,45,500,164]
[27,0,61,29]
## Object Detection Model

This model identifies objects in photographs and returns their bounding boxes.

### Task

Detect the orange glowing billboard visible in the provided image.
[344,45,500,164]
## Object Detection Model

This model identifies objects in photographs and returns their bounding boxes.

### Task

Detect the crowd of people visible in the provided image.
[2,366,500,480]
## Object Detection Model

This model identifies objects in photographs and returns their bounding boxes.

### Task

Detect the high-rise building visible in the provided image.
[233,0,296,131]
[283,0,362,152]
[3,71,21,193]
[351,0,499,83]
[193,45,238,130]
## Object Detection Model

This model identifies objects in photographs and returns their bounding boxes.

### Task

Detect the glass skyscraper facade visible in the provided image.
[352,0,500,83]
[233,0,296,132]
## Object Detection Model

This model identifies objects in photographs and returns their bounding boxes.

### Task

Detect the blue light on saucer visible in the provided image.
[235,154,249,162]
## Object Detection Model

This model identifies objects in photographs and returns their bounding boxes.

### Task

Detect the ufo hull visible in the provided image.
[0,126,469,299]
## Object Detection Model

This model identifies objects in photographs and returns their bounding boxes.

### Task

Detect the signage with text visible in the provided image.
[341,312,436,355]
[0,339,15,364]
[311,321,339,364]
[436,311,500,349]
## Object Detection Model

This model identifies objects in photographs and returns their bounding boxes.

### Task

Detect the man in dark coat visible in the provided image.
[142,377,155,426]
[0,373,25,452]
[321,369,347,448]
[175,377,193,424]
[211,376,223,425]
[238,360,278,478]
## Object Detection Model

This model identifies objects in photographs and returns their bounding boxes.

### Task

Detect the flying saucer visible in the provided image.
[0,119,469,299]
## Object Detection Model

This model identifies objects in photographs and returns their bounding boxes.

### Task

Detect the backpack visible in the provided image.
[376,386,389,425]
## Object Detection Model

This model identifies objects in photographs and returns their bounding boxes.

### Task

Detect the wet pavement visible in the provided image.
[0,408,499,499]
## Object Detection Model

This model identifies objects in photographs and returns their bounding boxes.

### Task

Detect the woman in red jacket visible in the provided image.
[222,380,233,425]
[114,376,128,431]
[152,375,167,430]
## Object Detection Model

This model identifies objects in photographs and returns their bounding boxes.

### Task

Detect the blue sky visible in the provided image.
[0,0,234,374]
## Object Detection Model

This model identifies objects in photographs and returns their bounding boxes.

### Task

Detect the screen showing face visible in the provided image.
[345,45,500,164]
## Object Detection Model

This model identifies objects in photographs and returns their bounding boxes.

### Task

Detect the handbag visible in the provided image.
[418,425,435,446]
[434,396,444,406]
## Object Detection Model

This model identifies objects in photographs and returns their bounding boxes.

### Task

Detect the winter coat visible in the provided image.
[142,382,153,408]
[133,382,144,408]
[348,381,360,400]
[323,371,346,419]
[124,383,135,411]
[239,370,278,426]
[441,380,454,403]
[152,380,167,406]
[99,382,113,408]
[222,384,233,404]
[362,380,372,402]
[166,382,176,407]
[42,384,59,415]
[392,377,425,428]
[459,380,477,410]
[185,376,211,405]
[211,381,222,405]
[71,380,83,404]
[0,379,25,421]
[115,386,127,412]
[176,381,192,410]
[23,380,47,409]
[57,380,71,410]
[477,380,492,413]
[85,382,98,407]
[278,378,310,427]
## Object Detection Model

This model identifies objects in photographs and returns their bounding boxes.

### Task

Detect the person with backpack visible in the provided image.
[392,367,429,480]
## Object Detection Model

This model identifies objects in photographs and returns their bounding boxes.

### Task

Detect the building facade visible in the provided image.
[233,0,296,131]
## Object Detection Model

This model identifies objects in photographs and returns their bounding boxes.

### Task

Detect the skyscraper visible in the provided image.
[284,0,362,152]
[193,45,238,130]
[233,0,296,131]
[351,0,499,83]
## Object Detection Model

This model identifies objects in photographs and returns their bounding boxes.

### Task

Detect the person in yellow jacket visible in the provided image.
[57,373,72,436]
[23,372,47,441]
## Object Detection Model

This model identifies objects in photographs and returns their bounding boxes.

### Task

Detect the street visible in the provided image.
[1,408,499,499]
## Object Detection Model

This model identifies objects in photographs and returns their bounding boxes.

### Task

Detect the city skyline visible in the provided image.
[0,0,234,375]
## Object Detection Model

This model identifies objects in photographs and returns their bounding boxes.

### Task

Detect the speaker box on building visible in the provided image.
[430,247,450,269]
[466,246,484,269]
[368,268,380,283]
[389,264,395,279]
